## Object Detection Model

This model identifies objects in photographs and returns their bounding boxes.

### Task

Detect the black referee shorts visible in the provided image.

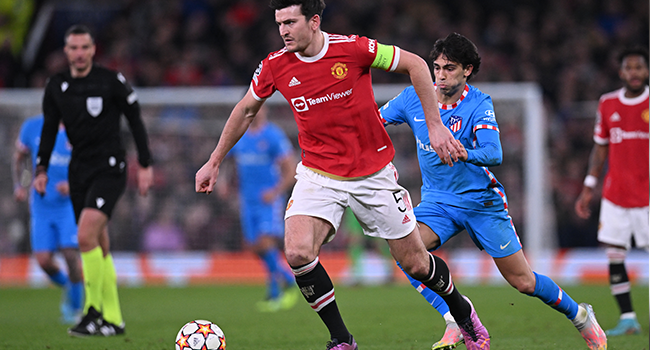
[68,155,127,222]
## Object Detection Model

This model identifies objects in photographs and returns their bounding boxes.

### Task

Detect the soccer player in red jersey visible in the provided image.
[195,1,490,349]
[575,46,649,337]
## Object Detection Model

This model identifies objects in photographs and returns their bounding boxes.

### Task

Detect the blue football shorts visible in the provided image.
[414,200,522,258]
[239,197,285,244]
[30,202,78,253]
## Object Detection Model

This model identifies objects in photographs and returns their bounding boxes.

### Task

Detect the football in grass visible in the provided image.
[175,320,226,350]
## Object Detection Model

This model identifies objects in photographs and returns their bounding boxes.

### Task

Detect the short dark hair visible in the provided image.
[269,0,326,20]
[64,24,94,43]
[618,45,649,66]
[430,32,481,81]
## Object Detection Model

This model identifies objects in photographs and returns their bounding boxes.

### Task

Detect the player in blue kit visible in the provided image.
[12,115,84,323]
[221,105,299,312]
[379,33,607,350]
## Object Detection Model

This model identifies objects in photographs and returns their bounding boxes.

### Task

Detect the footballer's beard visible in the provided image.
[284,38,305,53]
[626,79,648,94]
[70,59,91,73]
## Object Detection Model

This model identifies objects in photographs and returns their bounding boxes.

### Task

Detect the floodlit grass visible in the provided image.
[0,284,647,349]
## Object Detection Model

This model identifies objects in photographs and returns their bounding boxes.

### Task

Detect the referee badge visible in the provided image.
[86,97,103,117]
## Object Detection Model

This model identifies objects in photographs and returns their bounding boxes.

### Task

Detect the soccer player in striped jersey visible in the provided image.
[575,46,649,337]
[195,1,490,349]
[380,32,607,350]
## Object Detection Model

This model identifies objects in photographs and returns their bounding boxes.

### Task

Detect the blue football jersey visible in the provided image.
[230,122,294,202]
[380,84,507,211]
[17,115,72,205]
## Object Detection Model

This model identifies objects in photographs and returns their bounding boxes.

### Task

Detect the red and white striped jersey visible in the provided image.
[594,86,649,208]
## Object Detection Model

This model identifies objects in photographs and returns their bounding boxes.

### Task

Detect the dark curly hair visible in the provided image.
[430,32,481,81]
[618,45,649,67]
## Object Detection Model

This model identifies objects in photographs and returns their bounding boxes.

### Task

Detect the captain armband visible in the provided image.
[371,43,400,72]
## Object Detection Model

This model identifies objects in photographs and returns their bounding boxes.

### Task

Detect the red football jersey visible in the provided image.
[250,32,397,178]
[594,86,649,208]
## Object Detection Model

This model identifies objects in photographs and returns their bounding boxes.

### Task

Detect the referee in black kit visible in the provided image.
[34,24,154,337]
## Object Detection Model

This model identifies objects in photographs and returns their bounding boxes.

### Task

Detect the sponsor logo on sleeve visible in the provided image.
[252,61,263,85]
[482,110,496,122]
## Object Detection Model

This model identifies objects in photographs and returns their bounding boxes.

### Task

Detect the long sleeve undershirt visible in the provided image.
[465,128,502,167]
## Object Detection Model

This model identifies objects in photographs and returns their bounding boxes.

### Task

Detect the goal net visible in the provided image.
[0,83,551,266]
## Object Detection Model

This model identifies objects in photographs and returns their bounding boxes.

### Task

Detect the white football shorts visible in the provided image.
[598,198,649,249]
[285,162,417,242]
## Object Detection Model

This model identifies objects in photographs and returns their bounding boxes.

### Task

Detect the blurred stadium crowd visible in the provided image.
[0,0,647,253]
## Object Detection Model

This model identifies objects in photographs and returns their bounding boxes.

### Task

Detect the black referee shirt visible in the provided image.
[38,65,152,171]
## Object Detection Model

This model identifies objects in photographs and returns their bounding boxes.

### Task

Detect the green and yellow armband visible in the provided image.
[371,43,399,71]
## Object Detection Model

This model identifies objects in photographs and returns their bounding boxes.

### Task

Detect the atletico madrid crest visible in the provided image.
[448,115,463,133]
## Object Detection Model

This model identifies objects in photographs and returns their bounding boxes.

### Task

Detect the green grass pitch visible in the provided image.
[0,284,647,349]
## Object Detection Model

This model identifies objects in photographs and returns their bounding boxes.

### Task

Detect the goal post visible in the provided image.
[0,82,551,266]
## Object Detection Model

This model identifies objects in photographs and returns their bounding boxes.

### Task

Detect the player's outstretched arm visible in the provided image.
[393,50,461,166]
[195,89,263,194]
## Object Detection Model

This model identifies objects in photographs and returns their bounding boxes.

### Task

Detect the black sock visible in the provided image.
[420,253,471,323]
[292,257,350,342]
[610,262,634,314]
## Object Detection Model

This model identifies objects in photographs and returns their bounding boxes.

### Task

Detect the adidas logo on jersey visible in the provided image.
[289,77,301,87]
[402,215,411,224]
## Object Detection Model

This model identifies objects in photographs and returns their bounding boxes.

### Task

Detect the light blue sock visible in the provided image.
[530,271,579,319]
[278,262,295,286]
[49,270,69,288]
[261,250,282,299]
[68,281,84,310]
[397,261,450,316]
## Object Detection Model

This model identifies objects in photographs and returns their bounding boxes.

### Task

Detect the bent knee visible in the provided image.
[511,276,536,295]
[400,259,430,281]
[284,248,317,268]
